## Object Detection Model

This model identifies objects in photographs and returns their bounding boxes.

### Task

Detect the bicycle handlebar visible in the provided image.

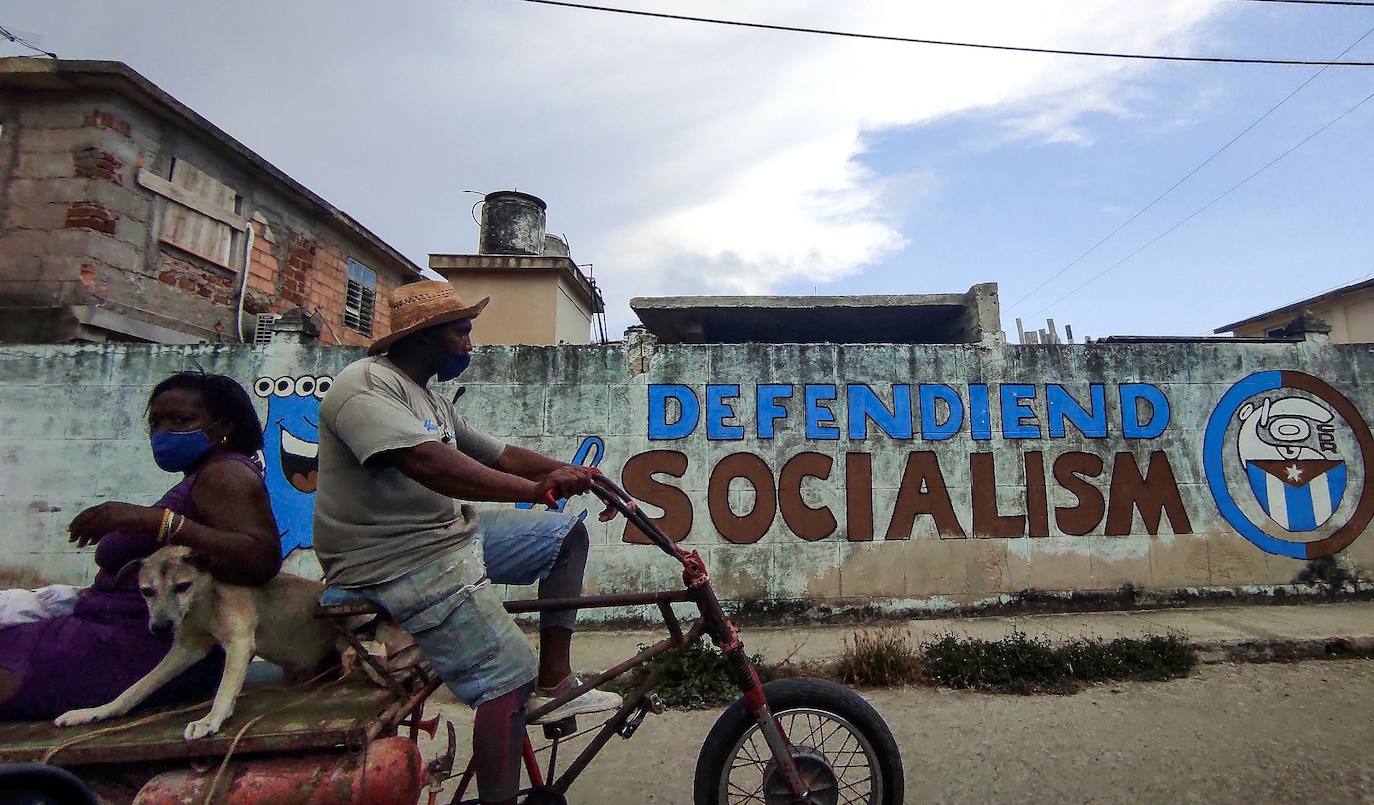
[586,474,690,566]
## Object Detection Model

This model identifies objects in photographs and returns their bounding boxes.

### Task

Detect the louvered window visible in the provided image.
[344,259,377,335]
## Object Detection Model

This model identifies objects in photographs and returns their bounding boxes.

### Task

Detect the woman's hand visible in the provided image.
[68,502,160,548]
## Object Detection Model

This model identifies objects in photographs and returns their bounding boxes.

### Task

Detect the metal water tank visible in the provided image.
[479,191,547,256]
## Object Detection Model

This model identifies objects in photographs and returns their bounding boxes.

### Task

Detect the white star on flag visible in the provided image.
[1285,465,1304,482]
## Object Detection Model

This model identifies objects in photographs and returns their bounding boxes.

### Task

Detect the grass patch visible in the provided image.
[921,630,1197,694]
[837,626,925,687]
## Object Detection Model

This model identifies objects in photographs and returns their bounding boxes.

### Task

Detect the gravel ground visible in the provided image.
[421,658,1374,804]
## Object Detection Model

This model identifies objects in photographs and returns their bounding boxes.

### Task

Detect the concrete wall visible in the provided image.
[554,275,592,345]
[3,337,1373,616]
[0,88,405,345]
[446,271,557,345]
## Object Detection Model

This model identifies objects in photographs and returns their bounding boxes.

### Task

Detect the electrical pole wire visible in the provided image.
[517,0,1374,66]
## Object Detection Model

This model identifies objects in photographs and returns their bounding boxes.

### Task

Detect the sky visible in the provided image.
[4,0,1373,341]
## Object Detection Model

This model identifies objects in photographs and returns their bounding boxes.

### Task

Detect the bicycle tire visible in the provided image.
[693,677,903,805]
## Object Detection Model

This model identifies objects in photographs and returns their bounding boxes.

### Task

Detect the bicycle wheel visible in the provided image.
[693,677,903,805]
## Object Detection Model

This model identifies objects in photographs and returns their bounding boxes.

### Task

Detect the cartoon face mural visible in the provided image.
[1205,370,1374,559]
[253,375,332,556]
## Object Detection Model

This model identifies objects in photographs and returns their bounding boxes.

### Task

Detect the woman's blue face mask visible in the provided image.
[150,428,215,472]
[437,352,471,382]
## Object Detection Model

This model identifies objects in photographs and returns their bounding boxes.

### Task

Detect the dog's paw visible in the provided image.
[54,707,111,728]
[182,717,224,741]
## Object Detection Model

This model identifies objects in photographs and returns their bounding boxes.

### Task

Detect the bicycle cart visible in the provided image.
[3,475,903,804]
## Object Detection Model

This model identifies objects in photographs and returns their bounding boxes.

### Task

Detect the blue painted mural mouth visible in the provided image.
[279,427,319,494]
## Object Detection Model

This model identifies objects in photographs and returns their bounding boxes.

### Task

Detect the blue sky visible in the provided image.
[4,1,1372,340]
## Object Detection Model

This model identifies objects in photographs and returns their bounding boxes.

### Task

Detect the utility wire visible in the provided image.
[1008,22,1374,311]
[0,25,56,58]
[1027,86,1374,318]
[1236,0,1374,7]
[517,0,1374,66]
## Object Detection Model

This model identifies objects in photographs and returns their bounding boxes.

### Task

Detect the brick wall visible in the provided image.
[0,91,413,344]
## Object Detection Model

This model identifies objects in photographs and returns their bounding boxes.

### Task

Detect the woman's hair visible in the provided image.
[148,372,265,456]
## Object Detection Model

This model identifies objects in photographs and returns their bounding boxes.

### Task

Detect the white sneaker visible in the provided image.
[529,677,623,724]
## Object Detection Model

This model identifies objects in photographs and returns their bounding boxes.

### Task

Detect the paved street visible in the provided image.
[424,658,1374,804]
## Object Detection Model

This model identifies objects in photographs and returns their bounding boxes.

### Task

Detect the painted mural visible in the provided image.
[1204,371,1373,559]
[252,374,330,556]
[620,376,1368,559]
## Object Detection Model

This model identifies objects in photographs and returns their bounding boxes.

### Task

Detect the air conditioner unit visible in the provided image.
[251,313,278,346]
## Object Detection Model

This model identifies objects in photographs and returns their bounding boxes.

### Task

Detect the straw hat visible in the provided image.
[367,280,489,356]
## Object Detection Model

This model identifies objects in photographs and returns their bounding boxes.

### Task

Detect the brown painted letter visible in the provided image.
[845,452,874,541]
[1105,451,1193,536]
[1025,451,1050,537]
[971,453,1025,537]
[1053,452,1105,537]
[886,451,965,539]
[779,452,838,541]
[620,450,693,544]
[708,452,778,544]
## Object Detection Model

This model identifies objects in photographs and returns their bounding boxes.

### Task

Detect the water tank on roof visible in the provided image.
[543,234,570,258]
[478,191,547,256]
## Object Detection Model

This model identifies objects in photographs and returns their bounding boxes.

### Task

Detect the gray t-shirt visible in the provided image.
[312,356,506,588]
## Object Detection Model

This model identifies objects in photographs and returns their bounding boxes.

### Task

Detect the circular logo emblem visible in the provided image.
[1204,370,1374,558]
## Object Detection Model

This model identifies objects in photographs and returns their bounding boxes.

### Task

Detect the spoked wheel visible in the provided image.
[694,678,904,805]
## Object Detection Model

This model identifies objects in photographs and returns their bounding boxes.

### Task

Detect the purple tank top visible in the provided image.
[89,452,264,593]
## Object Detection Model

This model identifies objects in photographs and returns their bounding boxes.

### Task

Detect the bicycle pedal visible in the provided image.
[542,716,578,739]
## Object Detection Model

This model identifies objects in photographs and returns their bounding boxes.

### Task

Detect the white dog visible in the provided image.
[55,546,340,741]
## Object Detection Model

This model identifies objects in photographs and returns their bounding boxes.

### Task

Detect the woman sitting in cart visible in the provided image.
[0,372,282,721]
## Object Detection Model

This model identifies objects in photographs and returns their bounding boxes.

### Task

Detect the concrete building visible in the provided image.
[0,58,421,345]
[1216,277,1374,343]
[630,283,1002,344]
[430,191,605,346]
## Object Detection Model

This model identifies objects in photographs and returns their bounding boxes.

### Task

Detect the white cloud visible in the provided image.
[8,0,1230,331]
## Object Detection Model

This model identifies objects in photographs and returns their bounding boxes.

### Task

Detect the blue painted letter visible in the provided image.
[918,384,964,441]
[757,384,792,439]
[968,384,992,441]
[1121,383,1170,439]
[648,384,699,440]
[847,384,913,440]
[1046,384,1107,438]
[706,384,744,440]
[805,384,840,440]
[999,385,1040,439]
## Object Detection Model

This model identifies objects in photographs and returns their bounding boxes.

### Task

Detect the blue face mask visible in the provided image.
[151,428,215,473]
[437,353,471,382]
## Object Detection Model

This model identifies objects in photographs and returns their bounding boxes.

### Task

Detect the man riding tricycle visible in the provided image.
[1,280,903,804]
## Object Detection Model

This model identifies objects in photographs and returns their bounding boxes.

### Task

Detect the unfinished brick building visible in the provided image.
[0,58,420,345]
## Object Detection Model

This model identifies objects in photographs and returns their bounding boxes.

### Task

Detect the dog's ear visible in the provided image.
[184,551,213,573]
[113,558,143,587]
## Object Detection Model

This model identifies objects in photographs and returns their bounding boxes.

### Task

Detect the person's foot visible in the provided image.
[529,676,623,723]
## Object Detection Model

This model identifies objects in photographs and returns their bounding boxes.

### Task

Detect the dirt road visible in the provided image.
[425,659,1374,804]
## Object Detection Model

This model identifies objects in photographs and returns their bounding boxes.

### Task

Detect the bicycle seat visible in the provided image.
[315,585,383,618]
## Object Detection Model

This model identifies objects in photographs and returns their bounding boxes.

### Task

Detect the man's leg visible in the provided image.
[472,680,535,805]
[534,522,588,689]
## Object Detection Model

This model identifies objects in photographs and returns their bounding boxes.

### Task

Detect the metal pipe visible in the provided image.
[526,622,704,724]
[503,589,691,613]
[552,659,671,794]
[234,216,254,343]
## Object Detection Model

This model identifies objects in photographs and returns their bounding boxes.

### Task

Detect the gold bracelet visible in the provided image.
[157,508,174,545]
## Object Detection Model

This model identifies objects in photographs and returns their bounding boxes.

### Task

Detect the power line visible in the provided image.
[0,25,56,58]
[1027,86,1374,318]
[517,0,1374,67]
[1236,0,1374,7]
[1008,22,1374,312]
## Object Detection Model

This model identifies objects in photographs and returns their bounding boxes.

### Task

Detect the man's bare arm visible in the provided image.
[372,442,591,503]
[493,444,568,481]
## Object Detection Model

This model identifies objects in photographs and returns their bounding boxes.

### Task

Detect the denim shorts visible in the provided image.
[323,506,577,707]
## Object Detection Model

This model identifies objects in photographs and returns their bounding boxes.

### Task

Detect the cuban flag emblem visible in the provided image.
[1237,395,1348,534]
